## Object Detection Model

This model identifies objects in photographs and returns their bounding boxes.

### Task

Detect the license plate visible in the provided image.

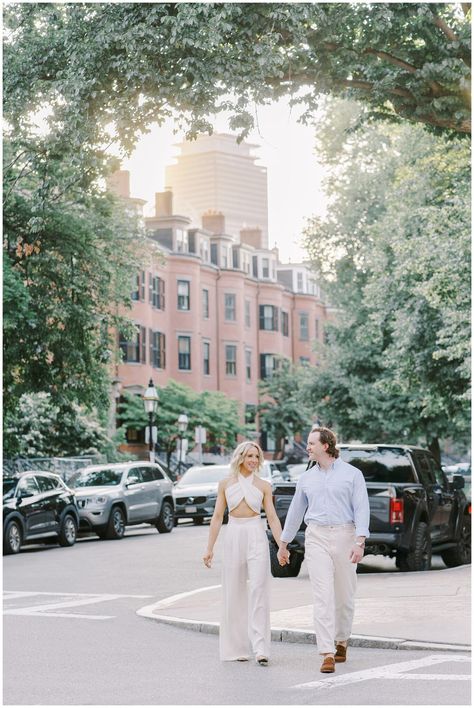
[185,506,197,513]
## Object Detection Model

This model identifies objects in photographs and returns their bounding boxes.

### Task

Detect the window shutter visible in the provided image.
[259,305,265,330]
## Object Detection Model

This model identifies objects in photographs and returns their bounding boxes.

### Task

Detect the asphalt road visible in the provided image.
[3,522,471,705]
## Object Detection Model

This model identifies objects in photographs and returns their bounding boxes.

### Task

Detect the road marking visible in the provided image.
[292,654,471,690]
[3,591,153,620]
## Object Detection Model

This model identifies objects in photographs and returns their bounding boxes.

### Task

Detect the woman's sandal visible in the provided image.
[256,656,269,666]
[237,657,249,662]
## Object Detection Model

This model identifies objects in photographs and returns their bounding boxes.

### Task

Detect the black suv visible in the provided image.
[3,472,80,554]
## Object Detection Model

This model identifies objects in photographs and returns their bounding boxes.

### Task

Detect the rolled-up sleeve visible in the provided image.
[352,470,370,538]
[280,479,308,543]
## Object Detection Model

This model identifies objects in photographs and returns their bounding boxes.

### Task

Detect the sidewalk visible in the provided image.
[138,562,471,653]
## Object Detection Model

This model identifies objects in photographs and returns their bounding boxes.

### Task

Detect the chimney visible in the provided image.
[107,170,130,198]
[155,189,173,217]
[202,210,225,234]
[240,227,263,249]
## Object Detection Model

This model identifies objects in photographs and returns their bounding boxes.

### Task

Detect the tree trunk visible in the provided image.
[428,436,441,464]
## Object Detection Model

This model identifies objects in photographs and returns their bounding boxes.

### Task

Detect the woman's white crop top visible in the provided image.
[225,473,263,514]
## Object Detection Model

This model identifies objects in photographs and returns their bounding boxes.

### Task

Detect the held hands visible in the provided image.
[203,550,213,568]
[349,544,364,564]
[277,545,290,566]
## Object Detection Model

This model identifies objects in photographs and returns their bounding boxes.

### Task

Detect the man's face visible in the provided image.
[306,431,328,460]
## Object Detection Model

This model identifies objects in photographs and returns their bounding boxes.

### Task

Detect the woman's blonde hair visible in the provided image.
[229,441,264,479]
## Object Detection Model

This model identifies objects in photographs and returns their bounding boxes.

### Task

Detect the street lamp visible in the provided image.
[143,379,159,462]
[177,413,189,478]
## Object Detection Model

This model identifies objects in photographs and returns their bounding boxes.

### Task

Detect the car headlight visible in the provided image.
[82,496,108,507]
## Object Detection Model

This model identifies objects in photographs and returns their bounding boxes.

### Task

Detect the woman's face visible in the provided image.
[241,446,259,474]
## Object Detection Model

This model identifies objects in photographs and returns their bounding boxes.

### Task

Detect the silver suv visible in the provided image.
[68,462,175,539]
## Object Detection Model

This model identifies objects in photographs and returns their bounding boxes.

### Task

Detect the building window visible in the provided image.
[297,272,304,292]
[245,349,252,382]
[131,273,140,301]
[315,318,320,340]
[260,353,277,380]
[176,228,188,253]
[299,356,310,366]
[299,313,309,341]
[178,336,191,370]
[252,255,258,278]
[259,304,279,331]
[245,299,251,328]
[203,341,210,375]
[262,258,270,278]
[242,253,250,274]
[150,330,166,369]
[221,245,229,268]
[224,293,236,321]
[119,325,146,364]
[281,311,289,337]
[202,289,209,319]
[200,239,210,263]
[177,280,190,311]
[225,345,237,376]
[149,274,165,310]
[245,403,257,426]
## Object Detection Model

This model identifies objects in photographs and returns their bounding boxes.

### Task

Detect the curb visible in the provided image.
[137,601,471,654]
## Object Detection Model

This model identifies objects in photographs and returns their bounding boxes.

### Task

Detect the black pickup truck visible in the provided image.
[269,444,471,576]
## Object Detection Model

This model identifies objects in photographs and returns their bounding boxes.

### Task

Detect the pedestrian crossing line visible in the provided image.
[292,654,471,690]
[3,591,153,620]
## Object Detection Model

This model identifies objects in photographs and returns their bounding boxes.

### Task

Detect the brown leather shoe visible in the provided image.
[335,643,347,663]
[320,655,336,673]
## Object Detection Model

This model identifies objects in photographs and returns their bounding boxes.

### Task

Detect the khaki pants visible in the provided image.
[219,516,271,661]
[305,523,357,654]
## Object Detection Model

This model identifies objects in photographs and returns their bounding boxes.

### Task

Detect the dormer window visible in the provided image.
[176,228,188,253]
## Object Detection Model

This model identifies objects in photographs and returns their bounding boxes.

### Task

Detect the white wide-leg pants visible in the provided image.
[305,523,357,654]
[219,516,271,661]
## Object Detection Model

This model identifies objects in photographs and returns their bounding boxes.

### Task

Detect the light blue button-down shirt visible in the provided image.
[280,458,371,542]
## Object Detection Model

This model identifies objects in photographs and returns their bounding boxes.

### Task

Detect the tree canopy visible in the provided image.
[4,1,471,163]
[303,99,470,458]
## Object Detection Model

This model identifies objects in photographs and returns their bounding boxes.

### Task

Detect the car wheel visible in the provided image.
[397,522,432,572]
[441,514,471,567]
[269,542,303,578]
[58,514,77,547]
[156,501,174,533]
[105,506,126,539]
[192,517,204,526]
[4,520,22,555]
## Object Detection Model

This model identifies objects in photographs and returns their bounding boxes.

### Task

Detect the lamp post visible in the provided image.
[143,379,159,463]
[177,413,189,478]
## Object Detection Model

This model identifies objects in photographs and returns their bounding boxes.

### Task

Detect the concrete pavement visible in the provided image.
[138,561,471,653]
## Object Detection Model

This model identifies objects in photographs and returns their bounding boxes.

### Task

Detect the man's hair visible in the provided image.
[311,427,339,459]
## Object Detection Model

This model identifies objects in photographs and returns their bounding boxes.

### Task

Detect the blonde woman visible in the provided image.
[203,441,284,665]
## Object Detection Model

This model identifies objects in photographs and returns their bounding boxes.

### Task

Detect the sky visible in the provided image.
[123,97,328,263]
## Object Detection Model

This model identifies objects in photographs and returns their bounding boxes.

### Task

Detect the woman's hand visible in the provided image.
[203,550,213,568]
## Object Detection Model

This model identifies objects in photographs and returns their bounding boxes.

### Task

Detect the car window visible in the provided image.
[35,475,57,492]
[140,467,155,483]
[3,479,18,499]
[413,453,436,486]
[339,448,417,484]
[17,476,40,496]
[177,466,230,485]
[151,466,165,481]
[70,468,124,487]
[126,468,143,485]
[428,457,448,490]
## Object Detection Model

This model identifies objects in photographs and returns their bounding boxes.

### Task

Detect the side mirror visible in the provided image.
[452,474,465,490]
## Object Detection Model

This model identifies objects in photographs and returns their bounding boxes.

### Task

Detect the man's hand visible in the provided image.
[277,546,290,566]
[349,544,364,564]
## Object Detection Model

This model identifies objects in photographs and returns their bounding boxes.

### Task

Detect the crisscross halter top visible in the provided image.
[225,473,263,514]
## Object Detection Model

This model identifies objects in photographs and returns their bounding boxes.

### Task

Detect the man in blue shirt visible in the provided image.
[277,427,370,674]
